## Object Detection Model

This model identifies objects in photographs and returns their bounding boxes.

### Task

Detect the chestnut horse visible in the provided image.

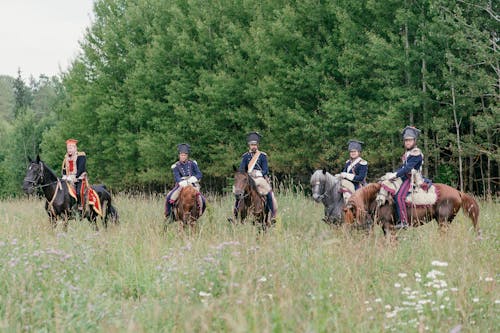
[173,185,205,231]
[232,171,272,230]
[344,182,480,236]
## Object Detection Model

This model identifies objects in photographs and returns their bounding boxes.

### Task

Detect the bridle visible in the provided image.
[234,173,250,200]
[312,180,328,200]
[24,162,57,190]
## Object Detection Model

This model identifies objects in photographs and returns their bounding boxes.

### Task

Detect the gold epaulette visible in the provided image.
[359,159,368,165]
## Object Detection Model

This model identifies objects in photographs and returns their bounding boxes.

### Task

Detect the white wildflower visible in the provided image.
[431,260,448,267]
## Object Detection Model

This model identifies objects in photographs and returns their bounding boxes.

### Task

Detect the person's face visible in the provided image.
[66,144,77,156]
[404,138,416,150]
[179,152,188,162]
[249,143,258,152]
[349,150,360,159]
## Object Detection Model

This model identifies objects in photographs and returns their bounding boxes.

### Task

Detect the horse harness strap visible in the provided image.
[314,181,328,199]
[47,179,63,217]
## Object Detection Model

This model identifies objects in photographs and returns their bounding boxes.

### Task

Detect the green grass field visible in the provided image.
[0,192,498,332]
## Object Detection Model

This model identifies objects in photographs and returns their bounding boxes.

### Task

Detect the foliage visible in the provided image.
[0,0,498,197]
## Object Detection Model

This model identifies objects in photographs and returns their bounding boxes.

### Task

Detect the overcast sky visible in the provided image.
[0,1,95,79]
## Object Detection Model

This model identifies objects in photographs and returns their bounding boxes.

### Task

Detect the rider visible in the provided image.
[338,140,368,204]
[235,131,277,223]
[61,138,87,209]
[165,143,203,220]
[386,126,423,229]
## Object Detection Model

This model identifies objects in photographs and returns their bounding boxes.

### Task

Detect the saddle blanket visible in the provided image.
[405,185,438,206]
[67,180,102,216]
[378,176,437,206]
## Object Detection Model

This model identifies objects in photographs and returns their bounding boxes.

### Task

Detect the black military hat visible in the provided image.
[401,126,421,139]
[348,140,364,152]
[177,143,191,154]
[246,131,262,144]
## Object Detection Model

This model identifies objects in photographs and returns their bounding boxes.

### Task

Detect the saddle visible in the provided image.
[377,171,437,207]
[340,179,355,195]
[250,170,271,196]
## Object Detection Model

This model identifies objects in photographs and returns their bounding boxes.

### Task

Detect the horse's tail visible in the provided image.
[459,192,480,234]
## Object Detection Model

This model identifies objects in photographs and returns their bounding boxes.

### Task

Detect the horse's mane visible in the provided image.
[40,160,59,181]
[349,182,381,208]
[311,170,339,191]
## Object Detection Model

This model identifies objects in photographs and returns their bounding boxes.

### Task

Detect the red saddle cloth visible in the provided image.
[80,179,103,217]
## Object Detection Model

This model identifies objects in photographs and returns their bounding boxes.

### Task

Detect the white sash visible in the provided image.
[346,157,361,173]
[247,151,261,173]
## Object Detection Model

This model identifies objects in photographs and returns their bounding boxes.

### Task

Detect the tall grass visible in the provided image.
[0,193,497,332]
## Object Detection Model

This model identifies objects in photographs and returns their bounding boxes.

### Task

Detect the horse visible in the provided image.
[344,182,480,237]
[172,184,205,232]
[310,169,344,224]
[22,155,119,230]
[232,171,272,230]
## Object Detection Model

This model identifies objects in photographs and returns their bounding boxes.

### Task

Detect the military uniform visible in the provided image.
[239,151,269,176]
[393,126,423,228]
[234,132,277,219]
[165,143,204,218]
[61,139,87,205]
[339,140,368,203]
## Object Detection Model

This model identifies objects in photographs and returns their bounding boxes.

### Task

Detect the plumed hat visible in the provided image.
[348,140,364,152]
[177,143,191,154]
[402,126,421,139]
[66,139,78,145]
[246,131,262,144]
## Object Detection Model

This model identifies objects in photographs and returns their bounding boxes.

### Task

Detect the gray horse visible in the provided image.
[310,169,344,224]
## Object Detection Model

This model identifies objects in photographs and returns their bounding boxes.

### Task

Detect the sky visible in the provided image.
[0,1,95,79]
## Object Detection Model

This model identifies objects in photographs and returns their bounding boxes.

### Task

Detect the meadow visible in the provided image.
[0,190,498,332]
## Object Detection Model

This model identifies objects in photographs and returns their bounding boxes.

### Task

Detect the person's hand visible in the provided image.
[179,180,188,187]
[188,176,198,184]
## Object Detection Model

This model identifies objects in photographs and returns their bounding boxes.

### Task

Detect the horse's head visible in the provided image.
[233,171,250,200]
[310,169,328,202]
[23,156,44,194]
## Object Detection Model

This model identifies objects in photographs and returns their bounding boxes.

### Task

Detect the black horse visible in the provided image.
[22,155,119,230]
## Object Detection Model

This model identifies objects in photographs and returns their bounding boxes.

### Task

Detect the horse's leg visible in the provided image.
[63,212,69,232]
[101,200,109,229]
[435,204,453,235]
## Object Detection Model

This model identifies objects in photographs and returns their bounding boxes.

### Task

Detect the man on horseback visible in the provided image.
[385,126,423,229]
[165,143,203,220]
[338,140,368,204]
[61,139,86,209]
[235,131,277,223]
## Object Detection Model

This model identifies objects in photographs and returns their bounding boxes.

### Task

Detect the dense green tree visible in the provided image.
[0,0,496,197]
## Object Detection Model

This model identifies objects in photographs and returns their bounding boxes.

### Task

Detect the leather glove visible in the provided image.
[188,176,198,184]
[179,180,188,187]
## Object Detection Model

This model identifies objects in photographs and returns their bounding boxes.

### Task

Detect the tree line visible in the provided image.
[0,0,498,198]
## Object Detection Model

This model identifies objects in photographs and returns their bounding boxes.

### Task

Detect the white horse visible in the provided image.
[310,169,344,224]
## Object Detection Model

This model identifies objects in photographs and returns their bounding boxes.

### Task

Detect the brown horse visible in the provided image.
[173,185,204,231]
[232,171,272,230]
[344,182,480,237]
